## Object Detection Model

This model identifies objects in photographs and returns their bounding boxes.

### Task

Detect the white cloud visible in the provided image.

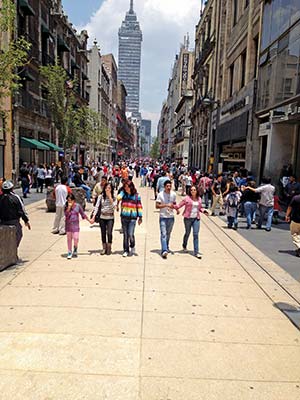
[82,0,200,135]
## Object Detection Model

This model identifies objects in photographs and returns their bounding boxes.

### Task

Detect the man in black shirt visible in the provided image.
[211,174,224,216]
[0,180,31,248]
[286,190,300,257]
[19,162,31,198]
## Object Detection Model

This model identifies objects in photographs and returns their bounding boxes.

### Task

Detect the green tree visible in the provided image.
[150,136,160,159]
[40,64,79,150]
[75,106,109,158]
[0,0,31,107]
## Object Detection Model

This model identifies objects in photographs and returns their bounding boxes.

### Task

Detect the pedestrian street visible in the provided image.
[0,186,300,399]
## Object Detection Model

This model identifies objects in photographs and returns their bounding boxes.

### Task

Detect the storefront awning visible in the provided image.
[40,140,63,152]
[57,36,70,52]
[20,137,50,151]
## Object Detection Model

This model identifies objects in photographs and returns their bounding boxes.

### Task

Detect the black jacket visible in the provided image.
[0,192,29,223]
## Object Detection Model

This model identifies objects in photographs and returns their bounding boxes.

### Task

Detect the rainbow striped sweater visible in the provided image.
[117,191,143,219]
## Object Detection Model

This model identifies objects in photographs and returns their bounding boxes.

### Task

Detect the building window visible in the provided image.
[240,50,247,88]
[233,0,238,27]
[229,63,234,97]
[245,0,249,9]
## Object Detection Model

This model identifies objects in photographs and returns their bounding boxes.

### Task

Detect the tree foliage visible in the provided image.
[0,0,31,106]
[40,64,79,149]
[40,64,109,152]
[150,136,160,159]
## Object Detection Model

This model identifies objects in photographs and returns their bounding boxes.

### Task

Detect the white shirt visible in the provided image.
[190,201,199,218]
[156,190,176,218]
[55,184,68,207]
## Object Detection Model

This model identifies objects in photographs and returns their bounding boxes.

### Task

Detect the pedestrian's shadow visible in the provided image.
[278,249,297,257]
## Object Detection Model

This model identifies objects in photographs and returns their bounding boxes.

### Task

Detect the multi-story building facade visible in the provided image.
[159,38,194,165]
[140,119,152,155]
[14,0,89,175]
[256,0,300,182]
[158,102,169,159]
[215,0,261,174]
[102,54,118,162]
[0,0,13,180]
[116,80,134,159]
[190,0,220,171]
[118,0,142,119]
[191,0,261,173]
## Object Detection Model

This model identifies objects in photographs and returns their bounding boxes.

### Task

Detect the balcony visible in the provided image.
[17,90,51,118]
[194,37,215,73]
[41,52,55,66]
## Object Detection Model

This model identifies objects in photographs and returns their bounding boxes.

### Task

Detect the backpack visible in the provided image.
[228,193,238,208]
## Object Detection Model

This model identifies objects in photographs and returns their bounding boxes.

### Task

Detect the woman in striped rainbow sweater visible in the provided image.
[117,180,143,257]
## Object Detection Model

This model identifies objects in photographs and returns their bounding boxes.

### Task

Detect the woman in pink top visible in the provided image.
[175,185,209,259]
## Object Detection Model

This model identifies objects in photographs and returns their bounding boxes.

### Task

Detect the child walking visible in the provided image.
[225,186,241,230]
[65,193,91,259]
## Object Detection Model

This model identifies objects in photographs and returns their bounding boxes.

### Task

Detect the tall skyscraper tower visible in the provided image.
[118,0,142,119]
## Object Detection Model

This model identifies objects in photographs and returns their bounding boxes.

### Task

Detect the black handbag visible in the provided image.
[94,196,102,223]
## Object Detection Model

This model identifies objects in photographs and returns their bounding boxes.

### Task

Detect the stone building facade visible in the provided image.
[215,0,261,174]
[102,54,118,162]
[158,39,194,165]
[14,0,89,175]
[190,0,261,175]
[0,0,13,180]
[190,0,220,171]
[256,0,300,182]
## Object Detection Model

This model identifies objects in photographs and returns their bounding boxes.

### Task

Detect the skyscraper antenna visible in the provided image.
[130,0,134,12]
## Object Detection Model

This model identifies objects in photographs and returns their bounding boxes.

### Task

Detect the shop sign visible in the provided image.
[221,98,246,116]
[181,53,189,96]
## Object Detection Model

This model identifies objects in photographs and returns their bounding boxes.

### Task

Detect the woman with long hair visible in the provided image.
[117,180,143,257]
[91,182,116,255]
[174,185,208,259]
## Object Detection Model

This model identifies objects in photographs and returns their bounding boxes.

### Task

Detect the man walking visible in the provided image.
[156,180,177,259]
[285,189,300,257]
[245,177,275,231]
[52,176,71,235]
[0,180,31,249]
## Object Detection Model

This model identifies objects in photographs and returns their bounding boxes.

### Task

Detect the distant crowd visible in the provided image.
[0,159,300,260]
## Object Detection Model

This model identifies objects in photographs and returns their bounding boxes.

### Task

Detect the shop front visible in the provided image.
[219,144,246,172]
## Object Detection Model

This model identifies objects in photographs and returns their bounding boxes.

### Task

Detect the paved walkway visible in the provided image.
[0,187,300,399]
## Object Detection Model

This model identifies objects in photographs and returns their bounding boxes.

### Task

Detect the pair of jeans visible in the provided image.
[99,218,114,244]
[37,178,44,193]
[159,217,175,254]
[121,218,136,253]
[227,215,238,228]
[80,184,91,202]
[203,192,209,208]
[244,201,257,227]
[183,218,200,255]
[21,178,29,197]
[258,205,274,230]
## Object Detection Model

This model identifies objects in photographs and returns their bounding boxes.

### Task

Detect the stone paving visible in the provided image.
[0,186,300,399]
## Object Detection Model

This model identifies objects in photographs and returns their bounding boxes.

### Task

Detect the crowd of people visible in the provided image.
[0,159,300,260]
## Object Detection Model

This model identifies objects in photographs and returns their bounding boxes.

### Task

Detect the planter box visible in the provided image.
[0,225,18,271]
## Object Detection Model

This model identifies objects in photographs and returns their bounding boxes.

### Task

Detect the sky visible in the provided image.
[62,0,201,136]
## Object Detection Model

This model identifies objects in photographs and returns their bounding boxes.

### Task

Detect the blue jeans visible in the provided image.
[159,217,175,254]
[227,212,238,228]
[244,201,257,227]
[258,205,274,230]
[80,184,91,202]
[202,192,209,208]
[183,218,200,255]
[121,218,136,253]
